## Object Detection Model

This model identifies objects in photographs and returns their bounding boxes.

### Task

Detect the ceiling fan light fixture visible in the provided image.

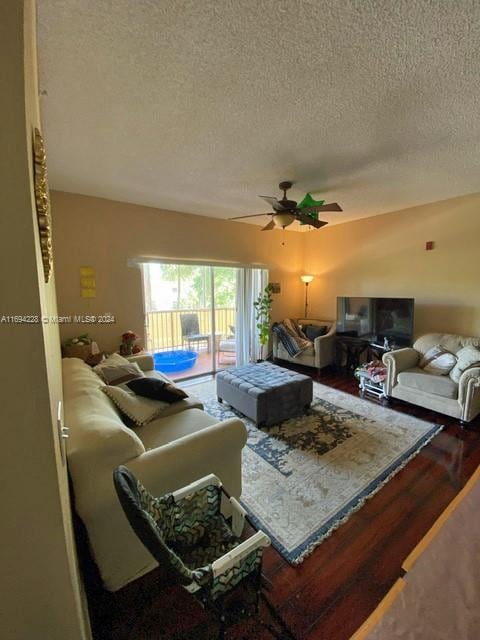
[273,212,295,228]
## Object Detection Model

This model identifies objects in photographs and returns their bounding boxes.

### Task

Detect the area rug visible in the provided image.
[187,379,443,565]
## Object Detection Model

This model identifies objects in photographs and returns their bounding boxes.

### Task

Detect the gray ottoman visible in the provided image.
[216,362,313,426]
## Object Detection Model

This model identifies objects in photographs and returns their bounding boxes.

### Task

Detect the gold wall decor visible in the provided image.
[33,127,53,283]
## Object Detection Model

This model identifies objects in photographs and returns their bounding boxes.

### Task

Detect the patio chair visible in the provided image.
[180,313,211,352]
[218,338,236,365]
[218,325,236,365]
[113,466,294,639]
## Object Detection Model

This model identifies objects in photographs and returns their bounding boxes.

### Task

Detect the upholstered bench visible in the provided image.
[216,362,313,426]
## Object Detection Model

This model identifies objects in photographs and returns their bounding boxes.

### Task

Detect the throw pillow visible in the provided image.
[94,352,130,379]
[419,345,457,376]
[303,325,328,341]
[127,377,188,403]
[449,345,480,383]
[102,385,168,426]
[98,362,145,386]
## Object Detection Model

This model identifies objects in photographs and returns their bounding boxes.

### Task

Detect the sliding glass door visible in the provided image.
[213,267,238,372]
[142,262,240,380]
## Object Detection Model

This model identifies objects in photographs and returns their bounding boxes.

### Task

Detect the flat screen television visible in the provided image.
[336,297,414,347]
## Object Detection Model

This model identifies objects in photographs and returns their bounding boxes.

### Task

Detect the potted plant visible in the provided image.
[253,283,274,361]
[119,331,142,356]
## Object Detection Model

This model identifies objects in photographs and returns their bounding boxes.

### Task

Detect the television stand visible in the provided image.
[335,336,369,372]
[335,336,393,373]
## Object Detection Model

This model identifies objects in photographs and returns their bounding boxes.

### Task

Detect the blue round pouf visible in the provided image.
[153,349,198,373]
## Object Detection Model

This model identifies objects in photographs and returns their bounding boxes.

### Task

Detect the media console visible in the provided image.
[335,335,394,372]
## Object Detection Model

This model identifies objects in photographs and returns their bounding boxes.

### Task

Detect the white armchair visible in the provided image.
[272,318,336,372]
[383,333,480,424]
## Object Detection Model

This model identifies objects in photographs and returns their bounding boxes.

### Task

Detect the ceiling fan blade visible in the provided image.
[258,195,288,211]
[297,214,329,229]
[300,203,342,214]
[229,213,272,220]
[261,219,275,231]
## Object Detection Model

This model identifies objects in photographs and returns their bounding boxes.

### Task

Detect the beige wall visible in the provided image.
[1,2,89,639]
[52,191,305,352]
[303,193,480,338]
[53,190,480,352]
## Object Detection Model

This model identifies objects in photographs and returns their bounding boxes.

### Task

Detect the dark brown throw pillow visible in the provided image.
[303,325,328,341]
[126,377,188,403]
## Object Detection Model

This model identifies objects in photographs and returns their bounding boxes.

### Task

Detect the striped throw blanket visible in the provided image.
[272,319,312,358]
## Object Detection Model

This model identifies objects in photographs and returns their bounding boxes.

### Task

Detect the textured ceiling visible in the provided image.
[37,0,480,230]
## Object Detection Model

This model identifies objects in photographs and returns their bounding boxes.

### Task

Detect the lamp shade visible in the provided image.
[300,274,314,284]
[273,212,296,228]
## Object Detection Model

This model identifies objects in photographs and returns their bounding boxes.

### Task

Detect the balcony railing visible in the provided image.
[145,307,236,352]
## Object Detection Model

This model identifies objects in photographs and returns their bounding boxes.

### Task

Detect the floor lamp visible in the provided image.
[300,275,314,318]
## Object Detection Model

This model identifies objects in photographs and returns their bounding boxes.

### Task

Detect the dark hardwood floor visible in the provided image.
[85,365,480,640]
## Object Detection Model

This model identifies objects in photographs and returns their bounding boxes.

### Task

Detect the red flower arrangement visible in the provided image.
[119,331,142,356]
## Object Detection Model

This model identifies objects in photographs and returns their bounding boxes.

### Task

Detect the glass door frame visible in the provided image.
[141,260,239,383]
[210,267,217,377]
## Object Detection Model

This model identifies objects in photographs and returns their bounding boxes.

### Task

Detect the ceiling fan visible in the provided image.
[229,181,342,231]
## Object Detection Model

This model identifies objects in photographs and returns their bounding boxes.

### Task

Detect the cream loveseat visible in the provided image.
[63,354,247,591]
[383,333,480,423]
[272,318,336,370]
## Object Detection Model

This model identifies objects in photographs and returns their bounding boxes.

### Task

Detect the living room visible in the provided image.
[3,2,480,640]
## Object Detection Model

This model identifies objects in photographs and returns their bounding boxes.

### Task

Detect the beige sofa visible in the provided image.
[272,318,336,370]
[63,353,247,591]
[383,333,480,423]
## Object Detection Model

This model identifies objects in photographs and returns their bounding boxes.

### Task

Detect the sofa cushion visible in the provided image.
[126,377,188,403]
[278,342,315,360]
[303,324,328,341]
[100,362,145,385]
[138,407,217,449]
[142,370,204,415]
[102,385,169,426]
[419,345,457,376]
[450,345,480,383]
[398,367,458,399]
[93,352,130,379]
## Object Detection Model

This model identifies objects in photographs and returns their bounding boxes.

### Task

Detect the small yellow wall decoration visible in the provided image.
[80,266,96,298]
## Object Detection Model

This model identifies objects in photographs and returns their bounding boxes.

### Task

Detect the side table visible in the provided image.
[358,374,387,400]
[335,336,369,372]
[355,362,388,401]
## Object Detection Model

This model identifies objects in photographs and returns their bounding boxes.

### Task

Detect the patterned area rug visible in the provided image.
[186,379,443,565]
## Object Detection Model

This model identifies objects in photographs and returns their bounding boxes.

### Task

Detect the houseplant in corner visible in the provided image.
[253,283,274,361]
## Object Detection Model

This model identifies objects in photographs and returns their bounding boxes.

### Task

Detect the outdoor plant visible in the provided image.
[253,283,274,360]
